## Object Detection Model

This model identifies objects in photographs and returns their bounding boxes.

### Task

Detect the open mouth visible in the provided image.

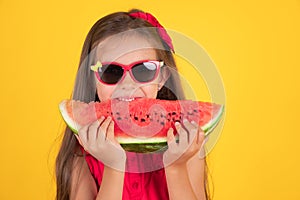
[116,97,143,102]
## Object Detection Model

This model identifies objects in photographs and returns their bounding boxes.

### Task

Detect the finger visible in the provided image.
[197,127,205,145]
[78,124,91,151]
[189,127,198,146]
[189,120,198,128]
[101,116,112,132]
[98,116,112,141]
[199,136,209,159]
[164,128,178,166]
[183,119,196,130]
[88,120,101,142]
[95,116,105,140]
[190,121,203,144]
[106,120,115,142]
[78,124,89,144]
[198,129,208,159]
[175,122,188,148]
[181,120,201,156]
[74,134,83,146]
[96,127,106,144]
[97,116,105,124]
[184,120,198,143]
[167,128,177,150]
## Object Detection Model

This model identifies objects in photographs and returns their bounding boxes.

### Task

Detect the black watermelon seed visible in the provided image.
[117,117,122,120]
[160,122,165,126]
[134,117,138,120]
[172,112,177,115]
[116,112,120,115]
[141,118,146,122]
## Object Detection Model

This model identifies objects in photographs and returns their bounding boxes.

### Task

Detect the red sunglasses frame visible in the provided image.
[90,60,164,85]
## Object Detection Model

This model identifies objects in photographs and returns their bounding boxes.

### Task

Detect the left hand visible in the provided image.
[163,119,205,168]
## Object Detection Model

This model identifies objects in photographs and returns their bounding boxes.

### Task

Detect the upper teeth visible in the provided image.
[118,97,135,102]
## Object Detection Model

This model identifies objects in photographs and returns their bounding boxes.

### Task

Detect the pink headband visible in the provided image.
[129,12,175,52]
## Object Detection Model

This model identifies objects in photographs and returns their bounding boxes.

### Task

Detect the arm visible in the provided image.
[165,158,206,200]
[165,164,198,200]
[163,121,207,200]
[187,153,207,199]
[96,166,125,200]
[70,156,125,200]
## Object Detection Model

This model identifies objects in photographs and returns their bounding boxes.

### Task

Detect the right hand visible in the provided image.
[76,116,127,171]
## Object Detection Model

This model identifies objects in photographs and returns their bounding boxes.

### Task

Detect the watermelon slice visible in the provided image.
[59,98,224,153]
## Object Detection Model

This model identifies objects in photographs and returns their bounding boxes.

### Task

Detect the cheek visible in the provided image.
[96,83,116,102]
[141,84,159,98]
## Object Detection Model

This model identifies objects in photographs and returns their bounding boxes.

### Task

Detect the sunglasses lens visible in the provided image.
[132,62,158,82]
[99,64,124,84]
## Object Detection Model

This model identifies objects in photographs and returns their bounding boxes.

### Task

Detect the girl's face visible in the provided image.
[95,36,166,102]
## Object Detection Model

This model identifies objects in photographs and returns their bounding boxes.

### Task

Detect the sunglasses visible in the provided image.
[90,60,164,85]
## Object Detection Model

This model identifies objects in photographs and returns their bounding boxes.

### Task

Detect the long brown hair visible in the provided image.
[56,9,211,200]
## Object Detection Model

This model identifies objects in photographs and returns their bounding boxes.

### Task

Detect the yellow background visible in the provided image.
[1,0,299,199]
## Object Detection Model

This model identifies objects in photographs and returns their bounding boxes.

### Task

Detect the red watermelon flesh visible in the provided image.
[59,98,224,152]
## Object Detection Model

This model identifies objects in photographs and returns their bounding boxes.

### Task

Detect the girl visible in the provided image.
[56,9,210,200]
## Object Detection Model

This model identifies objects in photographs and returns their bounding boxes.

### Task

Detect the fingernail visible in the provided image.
[191,121,196,124]
[175,122,180,126]
[167,128,173,138]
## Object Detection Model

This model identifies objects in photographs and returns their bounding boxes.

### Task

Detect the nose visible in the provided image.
[118,71,136,90]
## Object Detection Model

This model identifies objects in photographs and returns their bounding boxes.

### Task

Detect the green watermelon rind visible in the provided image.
[120,143,168,153]
[202,104,225,135]
[59,100,80,134]
[59,100,224,152]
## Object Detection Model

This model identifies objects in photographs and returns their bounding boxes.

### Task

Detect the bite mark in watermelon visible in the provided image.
[59,98,224,153]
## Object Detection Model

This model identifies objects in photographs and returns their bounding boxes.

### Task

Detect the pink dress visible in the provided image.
[84,150,170,200]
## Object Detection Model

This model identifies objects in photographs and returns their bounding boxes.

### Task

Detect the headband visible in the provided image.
[129,12,175,52]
